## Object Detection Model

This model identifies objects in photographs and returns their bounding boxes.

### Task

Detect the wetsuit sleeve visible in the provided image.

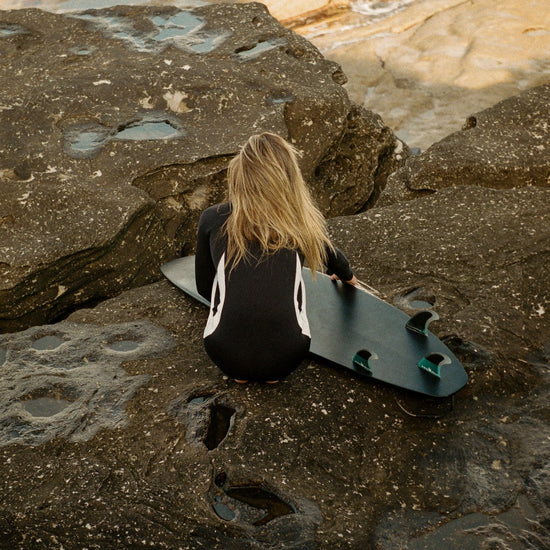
[195,208,218,300]
[325,245,354,282]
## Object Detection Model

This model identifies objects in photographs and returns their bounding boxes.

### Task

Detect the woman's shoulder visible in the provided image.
[200,202,230,217]
[198,202,231,228]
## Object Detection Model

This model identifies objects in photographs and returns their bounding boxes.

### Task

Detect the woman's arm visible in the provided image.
[326,246,357,286]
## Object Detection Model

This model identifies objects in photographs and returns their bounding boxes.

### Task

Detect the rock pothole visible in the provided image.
[168,389,236,451]
[31,334,65,351]
[393,286,437,311]
[21,385,77,418]
[63,113,186,159]
[213,479,295,527]
[74,9,229,54]
[210,470,322,546]
[0,319,174,446]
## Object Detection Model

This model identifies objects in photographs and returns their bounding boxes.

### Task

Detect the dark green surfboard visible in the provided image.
[161,256,467,397]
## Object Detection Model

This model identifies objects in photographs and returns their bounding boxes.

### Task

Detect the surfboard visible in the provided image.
[161,256,467,397]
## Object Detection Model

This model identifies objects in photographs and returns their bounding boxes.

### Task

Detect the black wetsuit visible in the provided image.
[195,203,354,381]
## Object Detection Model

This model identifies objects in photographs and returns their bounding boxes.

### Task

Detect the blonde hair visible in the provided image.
[224,132,333,274]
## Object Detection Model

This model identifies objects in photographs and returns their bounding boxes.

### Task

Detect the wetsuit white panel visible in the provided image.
[203,253,226,338]
[293,252,311,338]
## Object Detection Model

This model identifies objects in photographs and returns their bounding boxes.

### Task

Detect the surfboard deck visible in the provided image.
[161,256,467,397]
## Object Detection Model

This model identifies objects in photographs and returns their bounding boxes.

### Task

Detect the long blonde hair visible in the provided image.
[224,132,333,274]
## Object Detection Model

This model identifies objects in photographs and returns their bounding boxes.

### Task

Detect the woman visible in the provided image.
[195,132,356,383]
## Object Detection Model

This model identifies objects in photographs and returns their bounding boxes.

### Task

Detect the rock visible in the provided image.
[330,186,550,376]
[0,319,174,447]
[0,4,404,332]
[380,84,550,206]
[0,185,548,548]
[0,180,172,333]
[260,0,350,26]
[303,0,550,150]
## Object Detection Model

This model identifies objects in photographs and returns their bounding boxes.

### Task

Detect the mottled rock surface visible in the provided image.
[380,84,550,206]
[0,180,172,332]
[1,5,548,549]
[0,319,174,446]
[0,4,404,332]
[0,185,547,549]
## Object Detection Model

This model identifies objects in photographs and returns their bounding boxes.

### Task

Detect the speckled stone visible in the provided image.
[0,185,547,549]
[0,4,404,333]
[0,319,174,446]
[381,84,550,206]
[0,180,172,332]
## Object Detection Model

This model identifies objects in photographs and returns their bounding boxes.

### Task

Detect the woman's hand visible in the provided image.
[330,274,358,286]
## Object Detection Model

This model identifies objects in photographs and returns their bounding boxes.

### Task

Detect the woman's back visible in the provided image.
[196,203,311,381]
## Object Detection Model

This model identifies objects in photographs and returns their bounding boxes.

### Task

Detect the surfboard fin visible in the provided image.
[353,349,377,375]
[406,310,440,335]
[418,353,451,378]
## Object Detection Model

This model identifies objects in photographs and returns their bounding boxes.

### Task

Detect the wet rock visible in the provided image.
[0,319,174,446]
[0,78,548,547]
[0,183,542,548]
[0,4,404,333]
[381,84,550,206]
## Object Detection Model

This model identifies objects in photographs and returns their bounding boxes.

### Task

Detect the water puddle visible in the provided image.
[189,34,226,53]
[188,395,209,405]
[266,91,296,106]
[151,11,202,40]
[74,10,228,54]
[0,23,28,37]
[32,335,65,351]
[64,123,111,158]
[108,340,140,352]
[116,120,181,140]
[151,12,228,53]
[212,496,236,521]
[23,396,72,417]
[21,386,76,418]
[204,403,235,450]
[212,471,295,526]
[236,39,286,61]
[64,114,185,158]
[68,45,96,56]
